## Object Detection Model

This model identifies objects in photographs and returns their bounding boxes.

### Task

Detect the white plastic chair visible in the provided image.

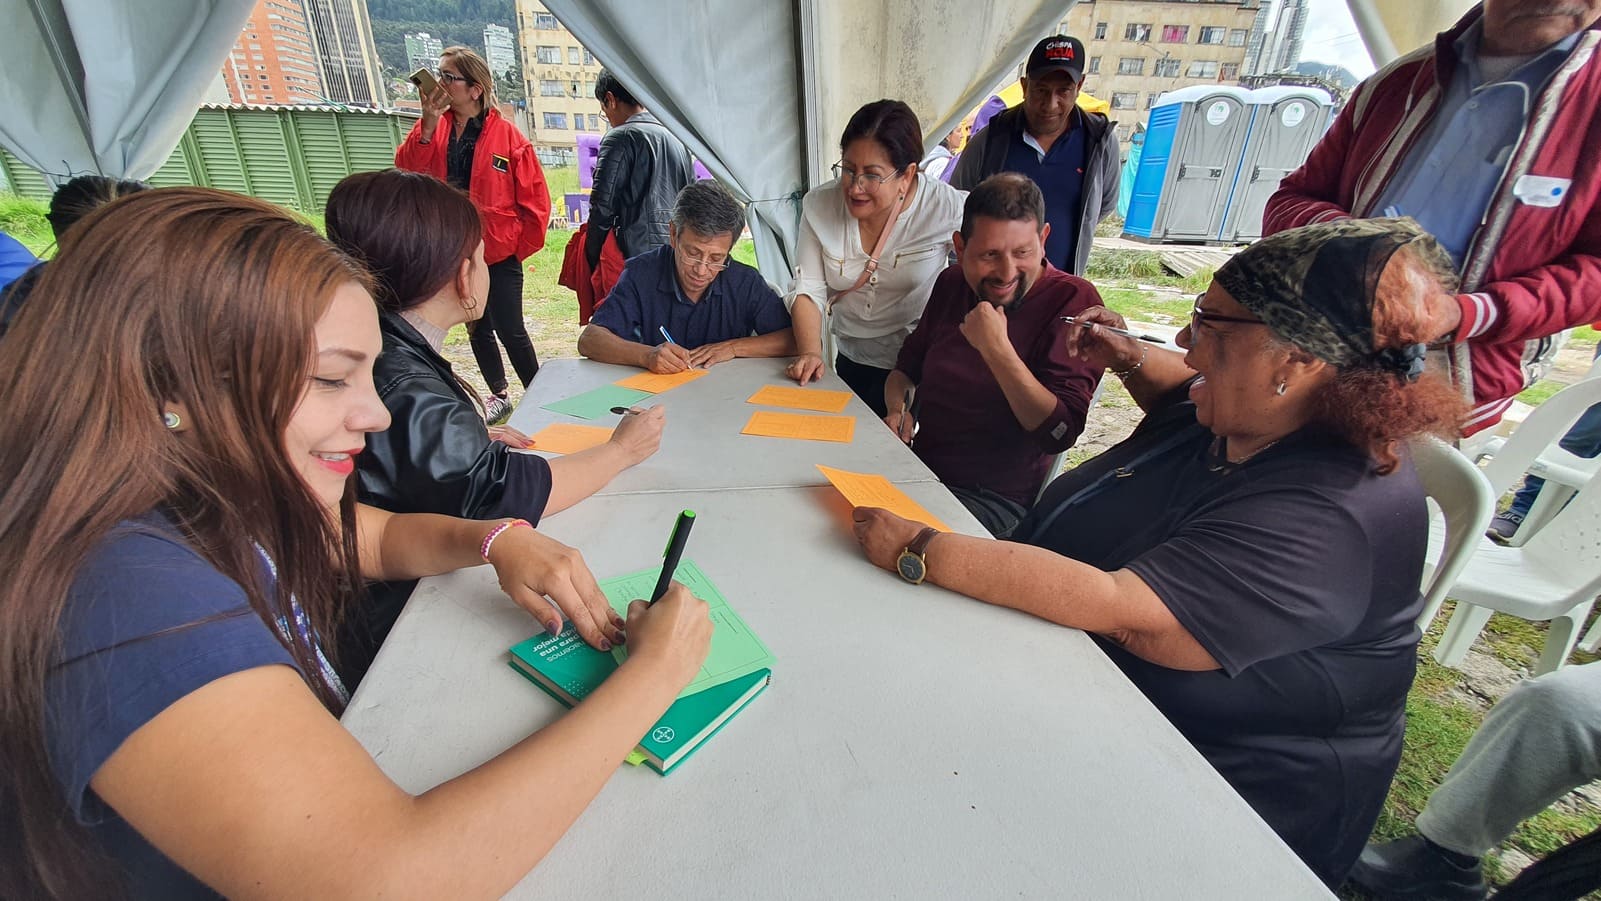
[1410,436,1495,632]
[1432,464,1601,675]
[1477,377,1601,546]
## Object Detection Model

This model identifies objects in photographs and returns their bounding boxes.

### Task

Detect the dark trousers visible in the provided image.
[835,352,891,418]
[470,256,538,395]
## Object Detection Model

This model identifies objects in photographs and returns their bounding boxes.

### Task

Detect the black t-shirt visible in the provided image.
[446,114,484,191]
[1012,395,1426,887]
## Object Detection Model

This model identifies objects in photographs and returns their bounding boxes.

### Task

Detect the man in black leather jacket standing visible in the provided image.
[585,70,696,271]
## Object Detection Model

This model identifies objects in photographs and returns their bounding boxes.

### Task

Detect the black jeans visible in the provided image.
[834,352,891,418]
[470,256,539,395]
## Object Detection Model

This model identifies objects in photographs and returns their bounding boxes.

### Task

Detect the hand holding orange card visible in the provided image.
[741,410,855,443]
[746,384,853,413]
[524,423,614,455]
[816,465,951,531]
[613,369,710,393]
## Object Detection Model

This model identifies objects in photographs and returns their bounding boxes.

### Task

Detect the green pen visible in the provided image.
[650,510,696,604]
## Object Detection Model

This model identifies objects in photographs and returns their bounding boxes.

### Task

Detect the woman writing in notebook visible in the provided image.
[324,169,665,685]
[785,99,966,415]
[0,188,712,899]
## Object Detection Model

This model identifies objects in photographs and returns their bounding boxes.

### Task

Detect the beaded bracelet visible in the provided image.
[480,518,532,562]
[1112,345,1149,382]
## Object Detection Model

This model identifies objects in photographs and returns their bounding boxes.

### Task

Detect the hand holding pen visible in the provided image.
[1062,308,1163,376]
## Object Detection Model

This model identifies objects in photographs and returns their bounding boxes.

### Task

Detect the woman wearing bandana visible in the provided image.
[851,218,1466,887]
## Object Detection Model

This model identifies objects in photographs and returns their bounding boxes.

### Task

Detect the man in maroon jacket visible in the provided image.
[1263,1,1601,437]
[885,174,1103,537]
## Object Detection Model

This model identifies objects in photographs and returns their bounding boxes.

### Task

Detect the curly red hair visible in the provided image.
[1309,245,1467,474]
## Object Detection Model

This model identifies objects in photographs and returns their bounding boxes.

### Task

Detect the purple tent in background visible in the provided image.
[576,131,711,190]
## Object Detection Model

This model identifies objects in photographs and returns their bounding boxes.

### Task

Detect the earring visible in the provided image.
[1275,381,1288,396]
[163,410,182,430]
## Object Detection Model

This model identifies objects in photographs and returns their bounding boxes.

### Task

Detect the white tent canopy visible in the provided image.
[4,0,1474,282]
[5,0,253,183]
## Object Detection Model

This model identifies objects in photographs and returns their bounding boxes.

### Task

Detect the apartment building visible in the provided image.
[219,0,326,106]
[405,31,443,75]
[484,23,519,78]
[304,0,387,107]
[515,0,605,165]
[1061,0,1261,140]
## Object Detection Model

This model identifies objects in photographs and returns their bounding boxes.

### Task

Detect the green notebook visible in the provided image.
[509,631,769,775]
[506,560,773,775]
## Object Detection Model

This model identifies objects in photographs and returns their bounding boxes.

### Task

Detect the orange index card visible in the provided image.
[525,423,614,455]
[741,410,856,443]
[613,368,710,393]
[746,384,853,413]
[815,465,951,532]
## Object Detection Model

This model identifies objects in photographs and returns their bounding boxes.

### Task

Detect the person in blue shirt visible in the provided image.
[0,231,36,293]
[578,180,794,372]
[0,187,713,898]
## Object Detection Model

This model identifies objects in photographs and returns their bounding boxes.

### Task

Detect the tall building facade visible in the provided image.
[304,0,387,107]
[405,31,443,74]
[1268,0,1309,73]
[219,0,326,106]
[1062,0,1260,141]
[484,23,519,78]
[515,0,605,165]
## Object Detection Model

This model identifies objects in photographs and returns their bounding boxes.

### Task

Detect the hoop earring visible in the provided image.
[1275,381,1288,396]
[163,411,182,430]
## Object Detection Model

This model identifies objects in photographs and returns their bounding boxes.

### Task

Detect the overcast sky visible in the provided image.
[1299,1,1376,78]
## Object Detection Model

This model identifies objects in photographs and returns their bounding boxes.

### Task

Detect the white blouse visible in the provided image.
[788,175,966,369]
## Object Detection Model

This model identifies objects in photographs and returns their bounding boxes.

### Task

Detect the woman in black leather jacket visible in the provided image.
[325,169,665,682]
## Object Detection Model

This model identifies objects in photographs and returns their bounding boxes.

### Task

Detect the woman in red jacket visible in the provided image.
[396,46,550,423]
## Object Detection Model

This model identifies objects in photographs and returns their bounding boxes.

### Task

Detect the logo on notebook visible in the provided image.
[652,726,676,742]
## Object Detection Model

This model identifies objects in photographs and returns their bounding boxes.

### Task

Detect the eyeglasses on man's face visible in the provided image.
[832,163,901,191]
[1189,294,1265,333]
[679,249,730,272]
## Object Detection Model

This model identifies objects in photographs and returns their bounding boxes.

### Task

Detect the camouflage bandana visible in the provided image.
[1213,217,1443,381]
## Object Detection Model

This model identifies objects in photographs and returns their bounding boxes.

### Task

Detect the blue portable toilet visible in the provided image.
[1123,85,1253,243]
[1216,86,1334,243]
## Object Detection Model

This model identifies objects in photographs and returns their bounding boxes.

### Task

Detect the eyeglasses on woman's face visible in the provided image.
[1189,294,1265,334]
[436,70,470,86]
[831,163,902,191]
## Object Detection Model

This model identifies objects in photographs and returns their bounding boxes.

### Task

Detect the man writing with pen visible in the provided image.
[578,180,796,373]
[886,174,1103,538]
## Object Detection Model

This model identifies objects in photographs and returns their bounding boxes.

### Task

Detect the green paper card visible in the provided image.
[542,385,653,420]
[598,559,775,700]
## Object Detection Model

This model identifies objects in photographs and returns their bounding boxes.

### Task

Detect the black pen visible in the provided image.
[610,406,635,415]
[908,389,922,449]
[1060,316,1167,345]
[650,510,696,604]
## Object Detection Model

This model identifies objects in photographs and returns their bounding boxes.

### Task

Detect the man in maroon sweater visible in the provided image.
[886,173,1104,537]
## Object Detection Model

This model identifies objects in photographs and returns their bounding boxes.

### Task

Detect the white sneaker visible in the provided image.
[484,394,512,424]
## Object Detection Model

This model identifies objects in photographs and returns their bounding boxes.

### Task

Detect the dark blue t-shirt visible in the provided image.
[44,517,311,898]
[1011,398,1426,887]
[1002,109,1088,271]
[590,244,790,349]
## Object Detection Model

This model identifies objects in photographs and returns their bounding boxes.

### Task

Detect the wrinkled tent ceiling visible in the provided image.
[4,0,1470,280]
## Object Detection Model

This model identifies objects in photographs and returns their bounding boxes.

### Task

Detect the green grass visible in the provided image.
[1,194,52,256]
[1098,285,1190,329]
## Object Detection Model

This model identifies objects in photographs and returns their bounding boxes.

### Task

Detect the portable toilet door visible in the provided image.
[1145,86,1253,243]
[1217,87,1333,243]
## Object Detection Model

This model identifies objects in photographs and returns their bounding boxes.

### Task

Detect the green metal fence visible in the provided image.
[0,105,417,212]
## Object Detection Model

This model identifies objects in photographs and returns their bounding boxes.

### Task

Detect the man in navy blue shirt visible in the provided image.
[578,181,794,372]
[951,35,1120,276]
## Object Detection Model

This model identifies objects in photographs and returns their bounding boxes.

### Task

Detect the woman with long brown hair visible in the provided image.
[397,45,548,423]
[0,187,711,899]
[325,169,665,684]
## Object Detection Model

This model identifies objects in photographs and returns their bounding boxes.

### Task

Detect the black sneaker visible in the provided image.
[1346,836,1488,900]
[484,394,513,425]
[1486,511,1524,545]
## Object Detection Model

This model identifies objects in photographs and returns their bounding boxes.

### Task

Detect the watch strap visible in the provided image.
[907,526,938,558]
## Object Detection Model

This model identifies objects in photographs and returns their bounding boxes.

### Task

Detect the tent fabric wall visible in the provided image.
[1347,0,1476,66]
[3,0,255,185]
[543,0,1075,286]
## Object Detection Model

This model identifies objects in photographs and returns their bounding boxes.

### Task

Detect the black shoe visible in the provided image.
[1346,836,1488,900]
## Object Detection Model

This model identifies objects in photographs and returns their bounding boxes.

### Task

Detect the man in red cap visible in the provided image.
[951,34,1120,277]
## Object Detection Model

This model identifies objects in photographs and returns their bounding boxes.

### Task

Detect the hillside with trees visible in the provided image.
[367,0,520,86]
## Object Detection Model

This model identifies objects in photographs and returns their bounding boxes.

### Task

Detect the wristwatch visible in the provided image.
[896,527,940,585]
